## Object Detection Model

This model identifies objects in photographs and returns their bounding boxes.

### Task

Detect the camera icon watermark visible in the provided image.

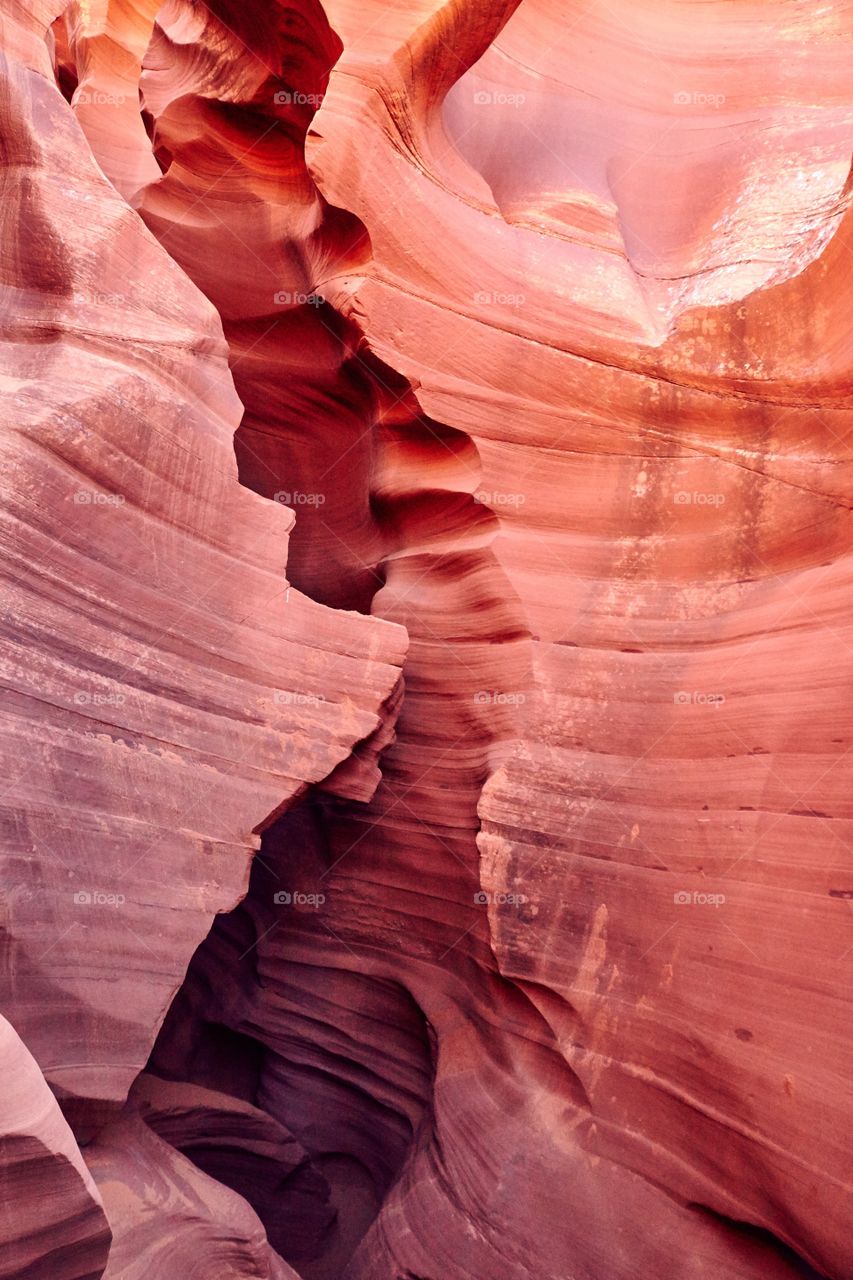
[273,690,324,706]
[473,489,526,507]
[73,890,126,906]
[673,491,724,506]
[673,90,726,108]
[273,491,326,507]
[473,290,526,307]
[73,691,126,707]
[474,890,528,906]
[75,89,127,107]
[274,90,324,107]
[273,890,325,907]
[674,890,725,907]
[673,691,725,708]
[472,90,526,108]
[73,491,126,506]
[473,690,526,706]
[273,290,325,306]
[72,291,126,307]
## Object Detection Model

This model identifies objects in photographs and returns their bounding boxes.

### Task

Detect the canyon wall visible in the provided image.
[0,0,851,1277]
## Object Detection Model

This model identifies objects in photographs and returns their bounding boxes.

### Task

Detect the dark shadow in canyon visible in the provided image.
[146,797,436,1279]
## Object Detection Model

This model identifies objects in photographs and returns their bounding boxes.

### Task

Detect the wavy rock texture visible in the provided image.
[1,0,404,1117]
[1,0,852,1278]
[129,1071,338,1260]
[0,0,404,1271]
[84,1107,302,1280]
[0,1014,110,1280]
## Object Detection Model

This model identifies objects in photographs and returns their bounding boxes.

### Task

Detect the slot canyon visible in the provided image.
[0,0,851,1277]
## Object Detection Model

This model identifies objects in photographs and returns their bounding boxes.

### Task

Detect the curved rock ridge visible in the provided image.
[0,0,405,1135]
[84,1110,301,1280]
[1,1,852,1279]
[442,0,853,318]
[76,7,540,1277]
[129,1072,337,1261]
[0,1014,110,1280]
[301,3,853,1276]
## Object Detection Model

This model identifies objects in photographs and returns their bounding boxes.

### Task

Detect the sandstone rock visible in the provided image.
[2,0,851,1278]
[0,0,405,1133]
[300,3,853,1275]
[85,1110,299,1280]
[0,1015,110,1280]
[130,1073,335,1261]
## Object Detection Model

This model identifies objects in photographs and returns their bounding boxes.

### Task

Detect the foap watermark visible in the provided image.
[473,490,526,508]
[73,890,126,906]
[274,90,324,107]
[273,290,325,306]
[674,890,726,907]
[273,490,326,507]
[674,491,725,507]
[473,90,526,108]
[73,691,126,707]
[273,890,325,907]
[474,690,526,706]
[72,290,126,307]
[673,91,726,108]
[73,490,125,506]
[673,690,725,708]
[474,890,528,906]
[273,690,324,707]
[75,89,127,107]
[474,290,526,307]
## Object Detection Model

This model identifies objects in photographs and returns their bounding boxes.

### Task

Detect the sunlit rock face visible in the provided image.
[1,0,851,1277]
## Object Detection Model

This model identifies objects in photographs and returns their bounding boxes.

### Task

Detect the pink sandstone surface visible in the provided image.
[0,0,851,1277]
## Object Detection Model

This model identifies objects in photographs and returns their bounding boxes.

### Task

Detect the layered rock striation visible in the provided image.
[0,0,851,1278]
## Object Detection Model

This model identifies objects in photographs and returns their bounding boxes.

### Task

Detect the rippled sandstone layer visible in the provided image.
[1,0,851,1278]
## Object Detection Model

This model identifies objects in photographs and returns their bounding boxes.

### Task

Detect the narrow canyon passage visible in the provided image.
[142,258,543,1279]
[122,2,850,1273]
[62,4,553,1273]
